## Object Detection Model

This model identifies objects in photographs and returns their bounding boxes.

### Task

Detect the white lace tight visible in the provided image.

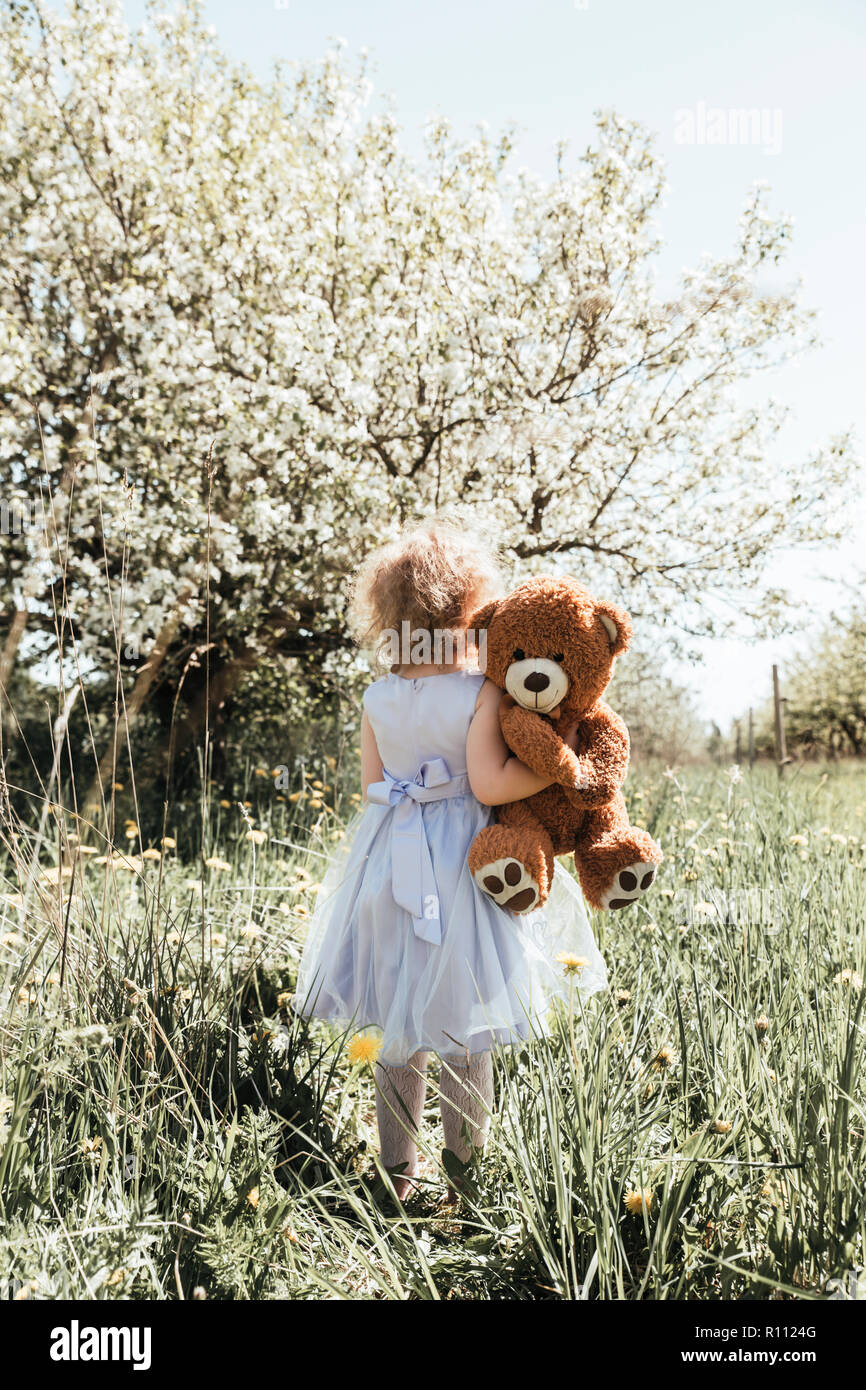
[374,1051,494,1190]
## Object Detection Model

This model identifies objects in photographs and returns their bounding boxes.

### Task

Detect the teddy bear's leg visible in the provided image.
[574,793,663,911]
[468,803,556,914]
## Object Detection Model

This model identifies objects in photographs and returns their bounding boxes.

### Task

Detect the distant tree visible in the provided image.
[608,650,705,764]
[771,608,866,758]
[0,0,855,783]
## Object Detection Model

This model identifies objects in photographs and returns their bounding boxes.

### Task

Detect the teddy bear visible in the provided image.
[467,575,662,914]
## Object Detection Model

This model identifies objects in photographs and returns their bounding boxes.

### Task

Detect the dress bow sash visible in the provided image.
[365,757,469,945]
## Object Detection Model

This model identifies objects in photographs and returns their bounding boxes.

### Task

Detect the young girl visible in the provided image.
[294,521,606,1200]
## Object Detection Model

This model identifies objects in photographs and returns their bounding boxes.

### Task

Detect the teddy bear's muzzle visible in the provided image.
[505,657,570,714]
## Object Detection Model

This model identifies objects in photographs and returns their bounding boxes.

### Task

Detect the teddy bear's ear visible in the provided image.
[468,597,499,633]
[596,600,632,655]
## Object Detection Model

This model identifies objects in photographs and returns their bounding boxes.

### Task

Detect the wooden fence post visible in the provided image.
[748,707,755,770]
[772,665,791,777]
[734,718,742,764]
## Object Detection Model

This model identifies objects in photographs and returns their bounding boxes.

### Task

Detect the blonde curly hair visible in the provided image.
[350,518,502,665]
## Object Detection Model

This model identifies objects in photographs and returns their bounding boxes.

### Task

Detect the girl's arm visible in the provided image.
[361,710,384,801]
[466,680,556,806]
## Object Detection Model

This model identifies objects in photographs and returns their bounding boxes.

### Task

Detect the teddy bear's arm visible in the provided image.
[569,702,631,807]
[499,696,582,786]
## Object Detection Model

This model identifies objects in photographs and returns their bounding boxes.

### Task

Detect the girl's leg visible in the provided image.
[439,1051,494,1180]
[374,1051,429,1200]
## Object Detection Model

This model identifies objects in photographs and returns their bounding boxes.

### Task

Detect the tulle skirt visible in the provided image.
[293,796,607,1066]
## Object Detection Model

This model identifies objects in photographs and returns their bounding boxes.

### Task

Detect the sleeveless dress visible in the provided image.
[293,669,607,1066]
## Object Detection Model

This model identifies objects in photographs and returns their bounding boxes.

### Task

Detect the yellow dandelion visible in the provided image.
[219,799,231,808]
[556,952,589,977]
[755,1014,770,1034]
[834,968,864,991]
[243,801,252,809]
[81,1136,102,1155]
[205,857,232,872]
[292,867,312,885]
[124,825,139,839]
[254,768,268,778]
[309,798,324,810]
[311,779,324,790]
[211,932,227,948]
[712,1119,732,1134]
[346,1033,381,1067]
[293,904,309,919]
[112,782,124,791]
[288,791,303,802]
[615,988,632,1006]
[276,990,292,1008]
[246,1187,260,1210]
[624,1187,654,1216]
[76,845,98,856]
[142,848,162,861]
[161,836,177,849]
[788,834,807,846]
[695,901,717,918]
[652,1045,676,1070]
[246,828,268,845]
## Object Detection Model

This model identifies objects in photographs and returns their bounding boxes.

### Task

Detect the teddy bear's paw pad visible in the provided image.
[473,858,540,914]
[602,861,657,911]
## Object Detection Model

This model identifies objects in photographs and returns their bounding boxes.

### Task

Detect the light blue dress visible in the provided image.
[294,669,607,1065]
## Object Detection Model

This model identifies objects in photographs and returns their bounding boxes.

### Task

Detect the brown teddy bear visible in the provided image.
[467,576,662,914]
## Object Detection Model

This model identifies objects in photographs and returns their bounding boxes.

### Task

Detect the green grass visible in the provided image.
[1,760,865,1300]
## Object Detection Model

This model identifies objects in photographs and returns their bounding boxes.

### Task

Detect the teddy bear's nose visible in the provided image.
[523,671,550,692]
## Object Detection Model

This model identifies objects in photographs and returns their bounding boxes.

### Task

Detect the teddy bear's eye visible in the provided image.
[552,652,564,663]
[513,648,526,662]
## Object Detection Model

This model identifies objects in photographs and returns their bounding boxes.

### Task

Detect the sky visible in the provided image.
[118,0,866,728]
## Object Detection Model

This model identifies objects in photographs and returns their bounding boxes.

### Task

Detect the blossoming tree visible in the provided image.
[0,0,854,777]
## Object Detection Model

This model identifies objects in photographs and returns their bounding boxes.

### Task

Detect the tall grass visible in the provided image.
[1,754,864,1300]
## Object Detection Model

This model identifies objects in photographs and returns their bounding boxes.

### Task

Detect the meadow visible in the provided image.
[1,758,864,1301]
